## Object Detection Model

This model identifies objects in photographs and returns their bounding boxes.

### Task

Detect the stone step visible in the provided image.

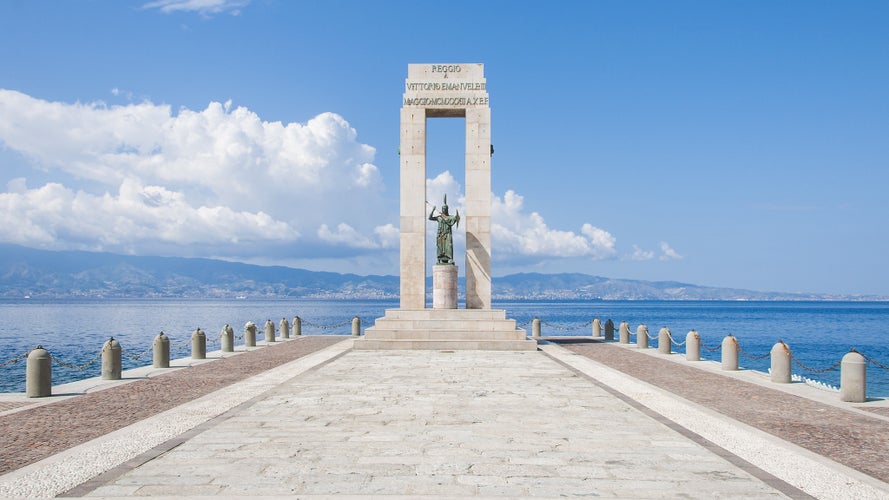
[374,309,510,321]
[368,319,518,332]
[362,329,528,341]
[352,338,538,351]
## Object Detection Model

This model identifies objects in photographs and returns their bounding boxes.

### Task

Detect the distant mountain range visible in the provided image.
[0,244,883,301]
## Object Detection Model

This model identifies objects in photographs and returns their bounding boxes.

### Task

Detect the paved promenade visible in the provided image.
[0,337,887,498]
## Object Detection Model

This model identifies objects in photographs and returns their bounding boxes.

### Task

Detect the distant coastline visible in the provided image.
[1,244,885,302]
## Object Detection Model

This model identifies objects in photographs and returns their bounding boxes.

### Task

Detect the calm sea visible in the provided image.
[1,299,887,397]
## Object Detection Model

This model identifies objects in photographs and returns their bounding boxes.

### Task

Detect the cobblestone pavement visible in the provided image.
[557,340,889,484]
[0,336,344,476]
[79,349,792,498]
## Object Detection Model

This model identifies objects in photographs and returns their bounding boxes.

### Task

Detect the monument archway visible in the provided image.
[354,63,535,351]
[399,63,492,310]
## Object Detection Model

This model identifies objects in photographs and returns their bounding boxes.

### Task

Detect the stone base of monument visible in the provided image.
[355,309,537,351]
[432,264,458,309]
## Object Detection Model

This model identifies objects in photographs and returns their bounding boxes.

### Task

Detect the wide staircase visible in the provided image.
[354,308,538,351]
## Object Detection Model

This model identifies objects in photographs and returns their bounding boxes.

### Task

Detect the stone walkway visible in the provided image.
[70,349,791,498]
[0,336,344,477]
[0,338,887,498]
[557,340,889,484]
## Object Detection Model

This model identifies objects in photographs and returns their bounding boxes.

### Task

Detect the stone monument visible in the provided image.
[355,63,536,351]
[429,195,459,309]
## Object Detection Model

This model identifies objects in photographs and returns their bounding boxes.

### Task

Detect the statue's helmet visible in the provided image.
[441,194,449,213]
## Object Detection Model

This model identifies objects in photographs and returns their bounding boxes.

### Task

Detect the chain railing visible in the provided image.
[0,351,30,368]
[48,351,102,371]
[300,319,355,331]
[538,319,593,332]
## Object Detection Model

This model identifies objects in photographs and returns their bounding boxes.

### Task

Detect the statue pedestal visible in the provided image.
[432,265,458,309]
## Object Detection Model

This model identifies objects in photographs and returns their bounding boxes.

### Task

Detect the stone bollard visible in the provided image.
[101,337,122,380]
[244,322,257,347]
[220,324,234,353]
[153,331,170,368]
[658,327,672,354]
[293,316,301,336]
[352,317,361,337]
[770,341,792,383]
[604,319,615,341]
[840,351,867,403]
[264,319,276,343]
[26,346,51,398]
[721,335,739,371]
[280,317,290,340]
[192,328,206,360]
[532,317,541,339]
[619,321,630,344]
[636,324,649,349]
[686,330,701,361]
[592,318,602,338]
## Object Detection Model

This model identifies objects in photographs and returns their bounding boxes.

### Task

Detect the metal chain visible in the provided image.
[701,341,722,352]
[0,351,30,368]
[737,343,771,361]
[668,333,687,347]
[789,352,843,374]
[301,319,353,330]
[851,349,889,371]
[120,346,153,361]
[50,351,102,371]
[539,320,587,332]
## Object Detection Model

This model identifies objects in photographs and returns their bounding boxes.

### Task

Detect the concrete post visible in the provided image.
[636,324,649,349]
[770,341,792,383]
[592,318,602,339]
[604,319,615,341]
[280,318,290,340]
[293,316,301,336]
[101,337,122,380]
[658,327,672,354]
[221,324,234,353]
[264,319,276,343]
[840,351,867,403]
[244,322,257,347]
[721,335,739,371]
[26,346,51,398]
[351,317,361,337]
[686,330,700,361]
[191,328,206,360]
[153,332,170,368]
[532,318,541,339]
[619,321,630,344]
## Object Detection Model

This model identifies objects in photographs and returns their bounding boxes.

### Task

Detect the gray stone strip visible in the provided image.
[540,345,814,500]
[0,339,353,498]
[60,346,352,498]
[540,343,889,499]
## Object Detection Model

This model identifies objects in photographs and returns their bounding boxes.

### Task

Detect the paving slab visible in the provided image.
[72,348,797,498]
[4,340,887,498]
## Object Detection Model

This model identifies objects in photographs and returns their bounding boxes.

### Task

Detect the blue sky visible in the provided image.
[0,1,887,295]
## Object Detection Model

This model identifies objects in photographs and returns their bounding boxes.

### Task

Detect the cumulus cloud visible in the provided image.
[492,189,616,260]
[627,244,655,261]
[659,241,683,261]
[0,90,387,261]
[0,179,296,253]
[142,0,250,15]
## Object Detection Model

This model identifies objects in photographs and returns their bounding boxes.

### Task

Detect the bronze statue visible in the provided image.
[429,195,460,265]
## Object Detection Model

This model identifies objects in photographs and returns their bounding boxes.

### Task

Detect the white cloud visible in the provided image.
[491,190,617,260]
[0,90,388,260]
[142,0,250,15]
[626,244,655,261]
[0,179,296,253]
[659,241,683,261]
